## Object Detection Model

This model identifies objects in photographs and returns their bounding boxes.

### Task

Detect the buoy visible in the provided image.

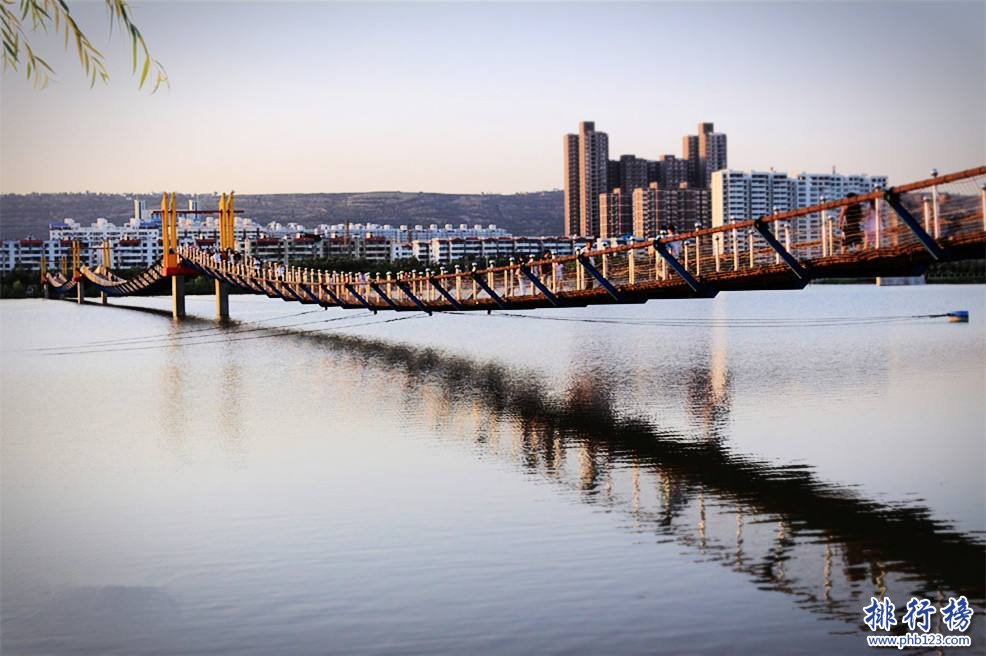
[948,310,969,323]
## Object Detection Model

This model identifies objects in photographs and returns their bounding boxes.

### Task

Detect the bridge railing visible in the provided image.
[576,166,986,289]
[176,166,984,309]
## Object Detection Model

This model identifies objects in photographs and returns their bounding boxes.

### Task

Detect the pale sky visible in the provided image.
[1,1,983,194]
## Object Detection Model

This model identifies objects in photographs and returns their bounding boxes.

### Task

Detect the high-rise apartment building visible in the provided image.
[607,160,621,193]
[682,134,700,188]
[682,122,727,188]
[564,120,723,236]
[793,172,889,208]
[563,134,580,236]
[657,155,690,189]
[578,121,610,238]
[599,189,631,238]
[618,155,650,195]
[632,185,658,238]
[701,135,728,187]
[632,182,711,238]
[711,170,793,228]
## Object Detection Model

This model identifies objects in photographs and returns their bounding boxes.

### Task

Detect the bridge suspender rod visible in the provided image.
[428,277,463,311]
[248,276,273,296]
[222,273,244,293]
[228,274,256,293]
[369,282,402,312]
[279,283,307,303]
[317,283,345,308]
[519,265,559,306]
[298,283,329,308]
[654,239,713,297]
[752,218,809,284]
[577,254,623,301]
[470,273,510,310]
[211,269,238,288]
[258,279,280,297]
[344,283,377,313]
[394,281,433,315]
[883,191,945,260]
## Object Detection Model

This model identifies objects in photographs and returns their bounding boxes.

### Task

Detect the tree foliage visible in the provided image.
[1,0,166,90]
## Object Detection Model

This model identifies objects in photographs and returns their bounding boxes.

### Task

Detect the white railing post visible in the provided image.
[731,225,739,271]
[820,212,827,256]
[695,234,701,276]
[874,196,882,249]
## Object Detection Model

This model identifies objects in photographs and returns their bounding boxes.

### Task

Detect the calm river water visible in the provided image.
[2,285,984,655]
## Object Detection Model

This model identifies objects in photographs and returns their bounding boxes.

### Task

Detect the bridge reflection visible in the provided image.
[275,325,983,630]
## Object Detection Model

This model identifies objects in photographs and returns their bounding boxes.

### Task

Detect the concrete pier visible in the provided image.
[76,280,85,304]
[215,280,230,319]
[172,276,186,320]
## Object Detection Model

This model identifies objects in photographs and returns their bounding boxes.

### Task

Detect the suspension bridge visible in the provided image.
[42,166,985,320]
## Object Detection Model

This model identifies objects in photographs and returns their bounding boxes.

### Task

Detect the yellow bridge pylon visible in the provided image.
[219,191,236,251]
[159,192,196,276]
[161,192,178,271]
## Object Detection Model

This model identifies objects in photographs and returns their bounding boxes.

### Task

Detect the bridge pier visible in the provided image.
[76,280,85,304]
[215,280,229,319]
[100,291,108,305]
[172,276,186,320]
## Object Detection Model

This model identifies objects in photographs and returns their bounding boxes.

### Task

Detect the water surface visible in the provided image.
[2,285,984,654]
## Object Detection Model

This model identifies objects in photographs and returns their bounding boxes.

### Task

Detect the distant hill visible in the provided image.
[0,191,564,240]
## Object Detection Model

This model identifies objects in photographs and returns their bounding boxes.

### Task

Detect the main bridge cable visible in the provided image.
[43,314,425,357]
[447,311,959,328]
[32,309,959,354]
[34,312,373,354]
[31,307,327,351]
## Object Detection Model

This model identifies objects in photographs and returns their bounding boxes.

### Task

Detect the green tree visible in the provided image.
[1,0,166,90]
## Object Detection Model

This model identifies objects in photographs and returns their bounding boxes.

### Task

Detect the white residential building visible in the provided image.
[712,169,888,258]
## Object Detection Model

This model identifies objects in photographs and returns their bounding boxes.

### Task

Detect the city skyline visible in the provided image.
[1,2,983,195]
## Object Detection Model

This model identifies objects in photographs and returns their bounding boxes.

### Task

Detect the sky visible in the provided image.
[1,1,983,194]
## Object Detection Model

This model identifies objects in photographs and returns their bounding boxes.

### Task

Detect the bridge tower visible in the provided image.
[160,192,196,320]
